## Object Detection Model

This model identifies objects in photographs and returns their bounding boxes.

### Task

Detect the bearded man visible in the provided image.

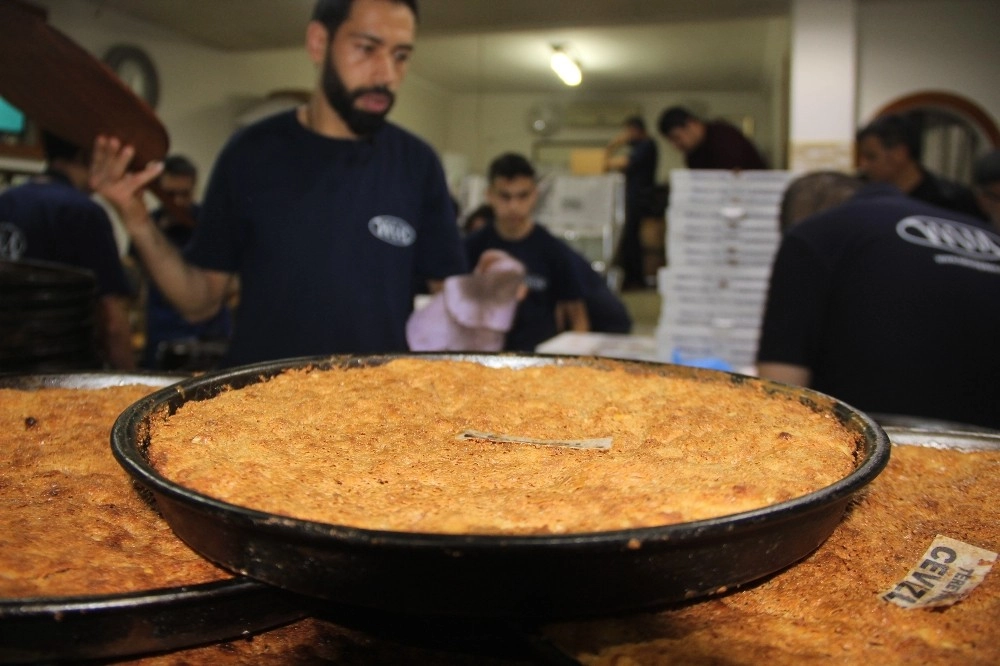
[92,0,466,366]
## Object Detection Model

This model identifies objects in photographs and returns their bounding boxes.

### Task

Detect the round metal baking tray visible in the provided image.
[111,354,891,620]
[536,425,1000,663]
[0,373,305,664]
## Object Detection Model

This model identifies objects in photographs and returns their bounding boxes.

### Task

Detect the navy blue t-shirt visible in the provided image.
[187,112,467,366]
[464,223,585,351]
[758,184,1000,428]
[624,137,658,208]
[0,171,130,297]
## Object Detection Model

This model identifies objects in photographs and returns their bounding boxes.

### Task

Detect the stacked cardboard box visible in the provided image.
[656,170,793,372]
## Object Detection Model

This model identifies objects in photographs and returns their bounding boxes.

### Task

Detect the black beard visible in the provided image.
[321,49,395,137]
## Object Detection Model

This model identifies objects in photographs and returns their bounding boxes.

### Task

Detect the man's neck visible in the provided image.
[300,95,357,139]
[495,218,535,242]
[47,161,89,192]
[895,162,926,195]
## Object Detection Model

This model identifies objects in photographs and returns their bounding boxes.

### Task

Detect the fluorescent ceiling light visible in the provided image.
[550,47,582,87]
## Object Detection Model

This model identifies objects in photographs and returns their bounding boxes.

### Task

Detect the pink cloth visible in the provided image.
[406,250,526,352]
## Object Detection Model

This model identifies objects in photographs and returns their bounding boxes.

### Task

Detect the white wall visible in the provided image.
[788,0,857,172]
[856,0,1000,125]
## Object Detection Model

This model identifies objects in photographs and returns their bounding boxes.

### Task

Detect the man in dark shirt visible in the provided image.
[0,131,135,369]
[758,172,1000,429]
[855,113,986,221]
[464,153,589,351]
[605,115,658,289]
[91,0,467,367]
[972,149,1000,231]
[657,106,767,170]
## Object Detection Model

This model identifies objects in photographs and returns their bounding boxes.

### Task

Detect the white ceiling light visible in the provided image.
[550,46,582,87]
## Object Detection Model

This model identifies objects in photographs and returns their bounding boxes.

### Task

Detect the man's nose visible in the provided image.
[371,53,399,87]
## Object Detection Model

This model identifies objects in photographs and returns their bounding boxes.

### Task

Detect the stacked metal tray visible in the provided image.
[0,373,305,664]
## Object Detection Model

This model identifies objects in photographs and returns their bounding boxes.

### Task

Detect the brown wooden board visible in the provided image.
[0,0,169,168]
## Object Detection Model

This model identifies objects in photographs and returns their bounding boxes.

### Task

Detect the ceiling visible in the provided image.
[82,0,793,94]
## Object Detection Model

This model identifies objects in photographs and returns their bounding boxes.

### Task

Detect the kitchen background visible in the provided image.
[3,0,997,201]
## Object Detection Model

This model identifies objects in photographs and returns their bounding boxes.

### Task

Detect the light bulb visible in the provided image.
[550,49,582,87]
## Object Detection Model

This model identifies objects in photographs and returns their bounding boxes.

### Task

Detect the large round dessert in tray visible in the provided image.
[111,354,890,620]
[541,424,1000,664]
[0,373,304,664]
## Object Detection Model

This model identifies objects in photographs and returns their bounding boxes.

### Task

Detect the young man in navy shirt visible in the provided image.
[465,153,590,351]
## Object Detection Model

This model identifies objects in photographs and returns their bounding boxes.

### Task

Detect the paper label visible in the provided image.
[457,430,612,451]
[881,535,997,609]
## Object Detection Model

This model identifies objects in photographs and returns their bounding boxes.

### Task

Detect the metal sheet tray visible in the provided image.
[111,354,891,621]
[0,373,305,664]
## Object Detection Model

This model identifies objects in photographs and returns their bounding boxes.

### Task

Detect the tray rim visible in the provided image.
[113,353,891,547]
[108,353,892,619]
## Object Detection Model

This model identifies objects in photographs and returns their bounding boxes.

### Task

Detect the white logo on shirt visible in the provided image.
[524,274,548,292]
[368,215,416,247]
[0,222,26,260]
[896,215,1000,262]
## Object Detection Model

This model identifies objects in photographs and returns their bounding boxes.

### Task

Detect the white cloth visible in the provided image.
[406,250,525,352]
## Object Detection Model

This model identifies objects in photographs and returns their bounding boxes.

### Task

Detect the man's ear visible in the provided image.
[305,21,330,66]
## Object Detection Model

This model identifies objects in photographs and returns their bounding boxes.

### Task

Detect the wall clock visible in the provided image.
[103,45,159,109]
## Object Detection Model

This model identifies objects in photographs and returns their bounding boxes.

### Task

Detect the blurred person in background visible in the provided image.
[972,149,1000,232]
[605,115,658,289]
[855,113,986,221]
[138,155,232,369]
[0,130,134,369]
[777,170,864,234]
[758,171,1000,429]
[657,105,766,170]
[461,203,494,236]
[460,202,631,335]
[464,153,589,350]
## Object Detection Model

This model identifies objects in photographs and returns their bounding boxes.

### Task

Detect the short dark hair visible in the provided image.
[657,106,697,135]
[856,113,922,162]
[624,115,646,133]
[488,152,536,183]
[41,130,83,163]
[312,0,418,33]
[779,171,863,232]
[162,154,197,179]
[972,149,1000,187]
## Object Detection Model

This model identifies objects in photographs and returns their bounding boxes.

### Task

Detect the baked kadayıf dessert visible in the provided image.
[145,357,864,535]
[543,439,1000,664]
[120,355,887,618]
[0,384,231,597]
[0,380,305,664]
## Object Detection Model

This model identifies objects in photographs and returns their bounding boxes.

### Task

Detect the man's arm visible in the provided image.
[604,132,630,172]
[90,136,232,322]
[127,219,234,321]
[96,294,136,370]
[556,299,590,333]
[756,234,827,388]
[756,362,811,387]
